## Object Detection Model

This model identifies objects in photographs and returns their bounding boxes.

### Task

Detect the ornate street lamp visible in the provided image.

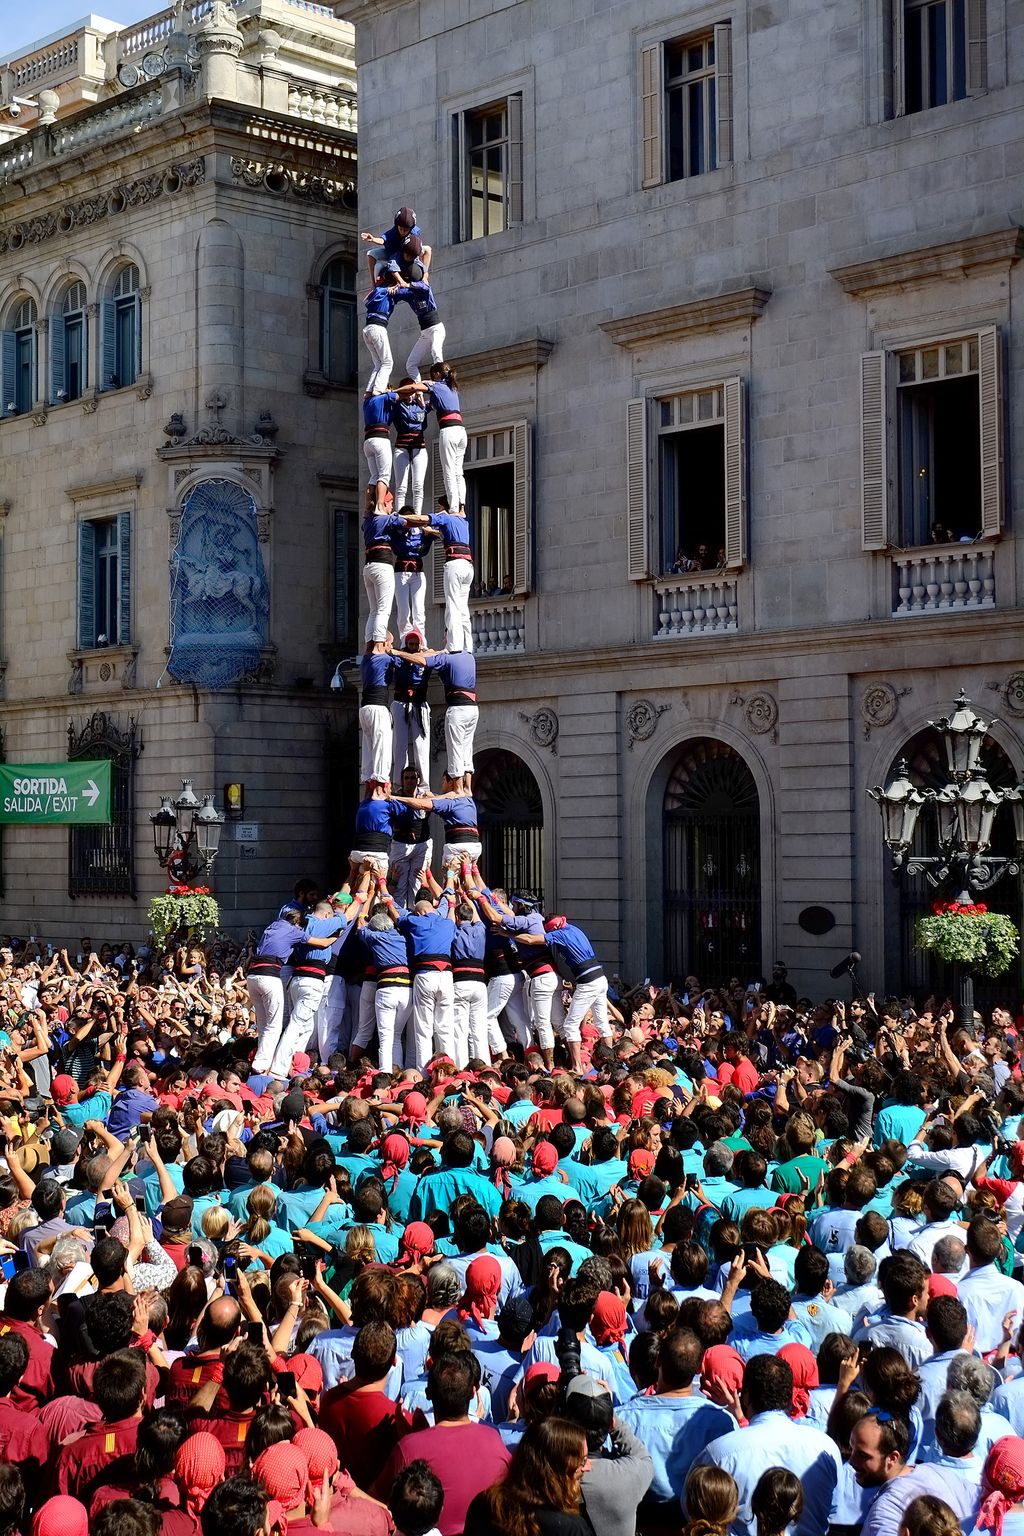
[150,778,224,882]
[870,690,1024,1025]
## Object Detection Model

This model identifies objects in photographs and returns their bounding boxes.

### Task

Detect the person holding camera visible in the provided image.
[560,1374,653,1536]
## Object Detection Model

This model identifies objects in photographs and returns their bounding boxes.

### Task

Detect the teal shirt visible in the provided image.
[275,1185,333,1232]
[140,1161,185,1218]
[873,1104,927,1149]
[513,1172,584,1213]
[227,1179,277,1221]
[61,1090,113,1128]
[536,1227,591,1275]
[721,1186,777,1223]
[412,1167,502,1221]
[567,1158,627,1206]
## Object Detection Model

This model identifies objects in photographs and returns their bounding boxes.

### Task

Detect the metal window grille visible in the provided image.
[68,711,139,899]
[474,749,544,904]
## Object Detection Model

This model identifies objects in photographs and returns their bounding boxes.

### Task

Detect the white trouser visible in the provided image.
[395,567,427,634]
[389,839,433,908]
[271,974,326,1078]
[438,425,468,509]
[442,838,482,868]
[375,986,411,1072]
[359,703,393,783]
[443,559,474,653]
[411,970,455,1068]
[248,975,286,1074]
[363,437,393,496]
[349,848,390,876]
[363,561,395,643]
[453,979,490,1067]
[406,322,447,381]
[313,974,347,1064]
[562,975,612,1044]
[524,970,564,1053]
[487,973,531,1050]
[445,704,479,779]
[391,699,431,784]
[394,448,428,516]
[362,324,393,393]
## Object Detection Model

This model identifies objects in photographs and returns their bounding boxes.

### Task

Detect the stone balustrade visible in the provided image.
[892,544,996,615]
[11,39,80,89]
[48,84,166,159]
[654,576,739,636]
[471,602,527,655]
[287,84,357,130]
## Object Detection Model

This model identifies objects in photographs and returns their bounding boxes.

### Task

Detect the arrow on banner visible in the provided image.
[82,779,100,807]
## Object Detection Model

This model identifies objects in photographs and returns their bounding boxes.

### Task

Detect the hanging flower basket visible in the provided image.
[148,886,220,949]
[915,901,1020,978]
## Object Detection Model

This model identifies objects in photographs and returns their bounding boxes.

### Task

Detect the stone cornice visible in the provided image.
[600,284,772,348]
[66,473,143,503]
[451,337,555,384]
[829,226,1024,298]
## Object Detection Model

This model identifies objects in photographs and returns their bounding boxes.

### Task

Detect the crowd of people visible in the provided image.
[0,920,1023,1536]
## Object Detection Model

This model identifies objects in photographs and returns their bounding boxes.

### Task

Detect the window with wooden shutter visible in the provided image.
[507,93,524,227]
[117,512,132,645]
[0,334,14,415]
[50,314,65,404]
[100,300,116,389]
[640,44,664,188]
[723,376,746,567]
[967,0,987,91]
[714,23,734,167]
[892,0,906,116]
[978,324,1003,537]
[77,520,96,649]
[626,397,650,579]
[333,506,356,646]
[512,420,531,594]
[860,351,889,550]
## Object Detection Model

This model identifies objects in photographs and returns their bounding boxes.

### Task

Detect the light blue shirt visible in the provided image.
[618,1391,734,1502]
[447,1249,524,1308]
[993,1374,1024,1436]
[308,1326,403,1396]
[790,1295,853,1351]
[958,1263,1024,1353]
[833,1279,884,1328]
[731,1317,814,1361]
[853,1309,933,1369]
[520,1333,630,1405]
[915,1350,968,1449]
[861,1461,977,1536]
[694,1410,842,1536]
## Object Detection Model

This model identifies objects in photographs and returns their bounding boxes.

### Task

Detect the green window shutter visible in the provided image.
[117,511,132,644]
[51,316,65,403]
[100,299,116,389]
[77,520,96,648]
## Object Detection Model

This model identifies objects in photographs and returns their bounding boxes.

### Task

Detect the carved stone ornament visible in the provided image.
[731,691,779,744]
[81,397,99,415]
[67,659,83,696]
[98,661,113,682]
[861,681,911,738]
[120,652,138,691]
[165,414,188,444]
[625,698,670,749]
[518,707,559,754]
[986,673,1024,716]
[229,156,355,205]
[0,160,205,257]
[256,513,271,542]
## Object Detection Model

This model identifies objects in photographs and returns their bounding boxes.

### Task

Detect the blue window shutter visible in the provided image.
[51,316,65,403]
[101,300,116,389]
[0,333,14,414]
[117,511,131,644]
[133,292,142,379]
[78,521,96,648]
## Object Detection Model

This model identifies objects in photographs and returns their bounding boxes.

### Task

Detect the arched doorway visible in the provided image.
[474,749,544,901]
[662,739,761,982]
[885,728,1024,1002]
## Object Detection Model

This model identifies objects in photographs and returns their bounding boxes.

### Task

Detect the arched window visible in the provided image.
[885,728,1024,1002]
[319,257,356,386]
[475,749,544,902]
[102,264,141,390]
[168,478,269,688]
[662,738,761,982]
[53,280,87,402]
[1,297,37,415]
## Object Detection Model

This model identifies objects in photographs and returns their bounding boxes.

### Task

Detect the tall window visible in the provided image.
[319,258,357,386]
[475,749,544,903]
[641,24,733,188]
[78,515,130,649]
[466,464,515,597]
[666,36,717,178]
[896,0,985,114]
[68,711,137,900]
[102,264,141,389]
[626,380,747,580]
[452,94,523,243]
[54,281,87,403]
[431,424,532,604]
[1,297,36,416]
[860,327,1002,550]
[333,505,358,647]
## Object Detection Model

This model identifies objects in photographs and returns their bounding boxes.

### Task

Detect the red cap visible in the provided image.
[51,1074,76,1106]
[523,1361,560,1397]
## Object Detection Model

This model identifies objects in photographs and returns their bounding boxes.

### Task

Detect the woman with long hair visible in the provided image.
[163,1266,208,1357]
[464,1417,595,1536]
[751,1468,803,1536]
[683,1464,740,1536]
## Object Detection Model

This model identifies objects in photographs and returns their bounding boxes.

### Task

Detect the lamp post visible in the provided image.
[149,778,224,884]
[869,689,1024,1027]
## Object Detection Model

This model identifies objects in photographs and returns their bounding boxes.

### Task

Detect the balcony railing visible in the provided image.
[892,545,995,616]
[11,38,80,89]
[287,84,357,131]
[654,576,738,637]
[471,601,526,656]
[48,83,166,159]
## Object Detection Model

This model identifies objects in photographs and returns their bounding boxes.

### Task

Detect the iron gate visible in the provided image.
[475,749,544,903]
[663,739,761,982]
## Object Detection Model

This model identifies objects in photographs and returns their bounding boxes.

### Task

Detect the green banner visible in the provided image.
[0,761,113,824]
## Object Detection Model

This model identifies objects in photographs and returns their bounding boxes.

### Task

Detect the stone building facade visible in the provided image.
[339,0,1024,999]
[0,0,361,940]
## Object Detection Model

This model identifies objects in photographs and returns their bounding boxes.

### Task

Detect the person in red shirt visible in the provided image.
[722,1035,760,1096]
[174,1431,226,1532]
[0,1267,56,1410]
[188,1342,270,1475]
[56,1349,148,1499]
[0,1331,49,1483]
[373,1353,510,1536]
[319,1321,411,1489]
[166,1296,241,1409]
[291,1428,391,1536]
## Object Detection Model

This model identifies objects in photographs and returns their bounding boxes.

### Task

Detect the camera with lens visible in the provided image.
[554,1323,582,1390]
